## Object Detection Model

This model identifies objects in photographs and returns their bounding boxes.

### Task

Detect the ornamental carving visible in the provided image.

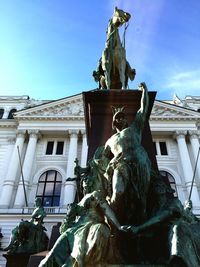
[151,103,200,118]
[20,101,84,118]
[40,102,84,117]
[152,106,185,117]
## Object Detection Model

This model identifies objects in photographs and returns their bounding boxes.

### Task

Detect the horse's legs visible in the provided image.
[105,69,111,89]
[102,49,112,89]
[119,61,127,89]
[116,48,127,89]
[102,62,111,89]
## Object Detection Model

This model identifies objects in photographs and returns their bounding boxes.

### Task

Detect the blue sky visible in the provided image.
[0,0,199,100]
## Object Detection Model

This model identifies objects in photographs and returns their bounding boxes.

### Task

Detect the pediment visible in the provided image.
[14,93,200,122]
[151,100,200,120]
[15,94,84,120]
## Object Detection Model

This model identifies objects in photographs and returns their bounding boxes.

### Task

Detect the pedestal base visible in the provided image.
[47,222,61,250]
[3,253,31,267]
[27,251,48,267]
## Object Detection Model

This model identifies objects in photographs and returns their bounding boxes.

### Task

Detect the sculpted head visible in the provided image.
[112,7,131,27]
[35,197,42,207]
[112,107,128,131]
[184,200,193,210]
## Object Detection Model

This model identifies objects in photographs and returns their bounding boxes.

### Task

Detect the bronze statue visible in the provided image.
[93,7,136,89]
[104,83,151,225]
[122,180,200,266]
[37,6,200,266]
[4,198,48,255]
[39,191,121,267]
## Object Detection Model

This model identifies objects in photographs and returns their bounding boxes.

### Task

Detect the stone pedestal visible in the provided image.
[27,251,48,267]
[27,222,61,267]
[3,253,31,267]
[47,222,61,250]
[83,89,157,170]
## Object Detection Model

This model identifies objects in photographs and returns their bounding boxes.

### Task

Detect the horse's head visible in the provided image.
[112,6,131,28]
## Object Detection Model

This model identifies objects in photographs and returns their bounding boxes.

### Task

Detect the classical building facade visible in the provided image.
[0,93,200,265]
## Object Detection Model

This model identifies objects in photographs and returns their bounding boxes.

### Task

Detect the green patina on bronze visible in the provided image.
[39,78,200,267]
[39,191,121,267]
[7,6,200,267]
[93,7,136,90]
[4,198,49,255]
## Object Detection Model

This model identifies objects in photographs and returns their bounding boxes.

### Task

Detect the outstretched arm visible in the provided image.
[93,191,120,229]
[100,201,121,230]
[128,210,173,234]
[122,204,182,235]
[134,82,149,130]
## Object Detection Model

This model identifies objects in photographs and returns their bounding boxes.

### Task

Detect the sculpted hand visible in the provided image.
[121,225,140,235]
[138,82,147,91]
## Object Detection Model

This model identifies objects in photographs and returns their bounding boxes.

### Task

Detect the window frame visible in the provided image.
[36,170,62,207]
[160,170,178,197]
[153,140,169,156]
[45,139,65,156]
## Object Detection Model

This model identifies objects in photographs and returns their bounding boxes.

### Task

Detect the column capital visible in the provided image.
[16,130,26,138]
[80,129,86,136]
[68,129,79,137]
[173,130,187,140]
[188,130,200,139]
[27,130,41,139]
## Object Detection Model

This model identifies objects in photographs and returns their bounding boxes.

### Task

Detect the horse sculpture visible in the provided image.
[93,7,136,89]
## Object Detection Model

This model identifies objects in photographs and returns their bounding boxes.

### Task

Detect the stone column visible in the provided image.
[63,130,78,205]
[0,130,26,208]
[1,138,15,182]
[175,130,200,204]
[188,130,200,183]
[14,130,40,207]
[80,130,88,167]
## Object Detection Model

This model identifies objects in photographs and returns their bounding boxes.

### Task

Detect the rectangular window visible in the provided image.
[46,141,54,155]
[56,141,64,155]
[159,142,168,155]
[153,142,157,155]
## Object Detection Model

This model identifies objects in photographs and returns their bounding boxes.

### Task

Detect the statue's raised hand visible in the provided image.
[138,82,147,91]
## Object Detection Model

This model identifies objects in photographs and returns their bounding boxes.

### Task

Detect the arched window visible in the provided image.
[36,170,62,206]
[160,170,178,197]
[8,109,17,119]
[0,109,4,119]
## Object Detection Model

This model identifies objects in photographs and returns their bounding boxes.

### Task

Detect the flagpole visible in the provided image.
[188,146,200,202]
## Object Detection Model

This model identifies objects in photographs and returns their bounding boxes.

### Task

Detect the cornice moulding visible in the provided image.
[0,121,17,128]
[16,116,84,121]
[150,116,199,121]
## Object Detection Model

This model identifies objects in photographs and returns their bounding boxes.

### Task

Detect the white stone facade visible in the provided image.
[0,93,200,265]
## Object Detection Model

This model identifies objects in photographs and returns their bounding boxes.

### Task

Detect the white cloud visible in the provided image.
[164,69,200,97]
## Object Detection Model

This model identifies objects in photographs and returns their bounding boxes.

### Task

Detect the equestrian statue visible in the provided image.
[93,7,136,89]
